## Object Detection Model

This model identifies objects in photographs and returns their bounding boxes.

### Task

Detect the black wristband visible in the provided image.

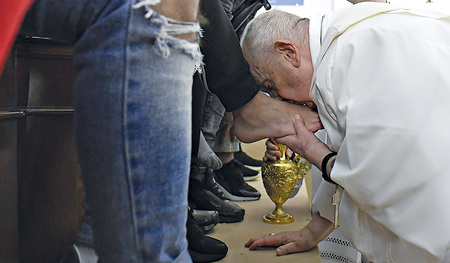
[321,152,337,184]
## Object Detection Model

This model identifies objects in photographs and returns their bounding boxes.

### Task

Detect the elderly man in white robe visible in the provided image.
[241,2,450,263]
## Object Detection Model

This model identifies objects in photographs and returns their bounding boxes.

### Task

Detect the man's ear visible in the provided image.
[274,40,300,67]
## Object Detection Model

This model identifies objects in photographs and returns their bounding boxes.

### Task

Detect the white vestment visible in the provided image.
[309,3,450,262]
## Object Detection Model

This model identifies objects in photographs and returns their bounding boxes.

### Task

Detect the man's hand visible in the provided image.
[245,230,317,256]
[232,92,322,143]
[276,114,331,169]
[245,213,334,256]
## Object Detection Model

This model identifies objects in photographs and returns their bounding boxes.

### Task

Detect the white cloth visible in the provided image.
[309,3,450,262]
[312,16,367,263]
[319,227,371,263]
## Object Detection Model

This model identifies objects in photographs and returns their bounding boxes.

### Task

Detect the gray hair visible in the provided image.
[241,9,309,65]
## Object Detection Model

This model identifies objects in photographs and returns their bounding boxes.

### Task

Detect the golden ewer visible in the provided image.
[261,143,310,224]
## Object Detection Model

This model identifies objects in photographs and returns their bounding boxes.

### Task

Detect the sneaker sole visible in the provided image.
[243,173,260,181]
[215,183,260,201]
[188,249,227,263]
[219,213,244,223]
[244,164,261,171]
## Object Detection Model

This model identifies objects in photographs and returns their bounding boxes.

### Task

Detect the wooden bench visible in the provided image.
[0,38,84,263]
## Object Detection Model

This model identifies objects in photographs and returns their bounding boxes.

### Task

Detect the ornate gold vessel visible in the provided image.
[261,143,310,224]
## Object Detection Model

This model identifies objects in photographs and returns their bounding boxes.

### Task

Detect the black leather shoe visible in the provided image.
[189,178,245,223]
[187,209,228,262]
[192,208,219,233]
[204,167,225,199]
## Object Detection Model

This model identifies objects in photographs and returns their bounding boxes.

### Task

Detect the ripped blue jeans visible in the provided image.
[21,0,201,262]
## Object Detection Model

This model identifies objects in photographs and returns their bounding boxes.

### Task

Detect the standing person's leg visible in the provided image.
[201,93,260,201]
[75,2,201,262]
[189,91,245,223]
[21,0,201,262]
[200,92,226,148]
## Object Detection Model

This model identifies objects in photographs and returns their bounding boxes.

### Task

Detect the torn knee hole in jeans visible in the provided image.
[133,0,202,62]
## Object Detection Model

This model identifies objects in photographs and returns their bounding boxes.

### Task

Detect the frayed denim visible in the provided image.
[21,0,201,262]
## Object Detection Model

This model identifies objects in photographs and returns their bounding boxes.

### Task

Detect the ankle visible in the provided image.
[216,152,234,164]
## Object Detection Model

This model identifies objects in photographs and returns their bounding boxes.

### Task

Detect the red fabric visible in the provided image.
[0,0,34,73]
